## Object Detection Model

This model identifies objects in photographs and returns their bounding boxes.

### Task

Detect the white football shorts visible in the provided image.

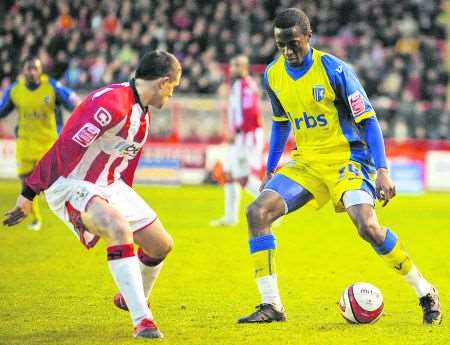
[342,189,375,209]
[223,128,264,179]
[44,177,157,248]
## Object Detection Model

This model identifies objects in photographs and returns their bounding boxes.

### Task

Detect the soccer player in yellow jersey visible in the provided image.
[238,8,441,325]
[0,57,80,230]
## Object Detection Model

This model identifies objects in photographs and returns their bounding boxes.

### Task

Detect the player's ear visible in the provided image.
[159,76,170,88]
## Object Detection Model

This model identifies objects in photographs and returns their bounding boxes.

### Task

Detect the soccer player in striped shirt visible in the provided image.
[211,55,265,227]
[3,50,182,339]
[238,8,442,325]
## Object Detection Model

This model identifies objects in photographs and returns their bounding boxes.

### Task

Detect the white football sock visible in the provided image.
[256,275,282,310]
[404,265,434,297]
[140,261,164,300]
[224,182,240,223]
[245,175,261,197]
[108,256,152,325]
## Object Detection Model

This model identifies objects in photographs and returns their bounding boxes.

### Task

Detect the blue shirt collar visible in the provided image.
[284,48,314,80]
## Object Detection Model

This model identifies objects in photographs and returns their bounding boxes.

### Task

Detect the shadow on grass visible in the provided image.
[0,323,136,345]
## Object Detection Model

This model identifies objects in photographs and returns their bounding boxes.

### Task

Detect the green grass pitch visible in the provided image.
[0,179,449,345]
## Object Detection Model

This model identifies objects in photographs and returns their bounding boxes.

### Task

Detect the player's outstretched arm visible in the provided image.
[2,195,33,227]
[0,85,15,119]
[50,79,81,111]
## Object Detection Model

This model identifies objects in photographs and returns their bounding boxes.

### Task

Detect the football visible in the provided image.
[339,282,384,324]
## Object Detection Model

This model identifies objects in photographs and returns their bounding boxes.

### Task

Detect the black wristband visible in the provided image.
[21,185,37,201]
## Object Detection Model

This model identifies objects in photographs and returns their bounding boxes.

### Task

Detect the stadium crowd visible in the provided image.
[0,0,448,139]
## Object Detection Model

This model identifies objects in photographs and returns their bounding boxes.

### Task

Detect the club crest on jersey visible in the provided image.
[348,90,365,117]
[44,96,50,104]
[312,85,325,102]
[94,107,112,127]
[72,123,100,147]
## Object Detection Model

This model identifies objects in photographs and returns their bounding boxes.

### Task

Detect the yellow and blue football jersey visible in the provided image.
[0,74,77,173]
[264,48,378,211]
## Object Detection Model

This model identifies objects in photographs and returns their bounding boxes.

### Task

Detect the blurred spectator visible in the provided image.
[57,3,73,31]
[425,98,446,139]
[0,0,448,140]
[63,58,82,89]
[89,56,107,87]
[395,90,421,138]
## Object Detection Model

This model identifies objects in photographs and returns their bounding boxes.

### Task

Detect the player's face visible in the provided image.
[230,60,242,78]
[274,26,310,67]
[157,69,181,108]
[23,60,42,85]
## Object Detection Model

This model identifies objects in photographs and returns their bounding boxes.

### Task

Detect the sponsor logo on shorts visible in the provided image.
[348,91,365,117]
[93,107,112,127]
[72,123,100,147]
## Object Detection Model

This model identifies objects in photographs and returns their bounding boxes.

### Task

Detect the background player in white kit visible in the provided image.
[211,55,265,227]
[3,51,181,339]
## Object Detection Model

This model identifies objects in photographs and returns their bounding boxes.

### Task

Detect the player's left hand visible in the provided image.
[375,168,396,207]
[2,195,33,227]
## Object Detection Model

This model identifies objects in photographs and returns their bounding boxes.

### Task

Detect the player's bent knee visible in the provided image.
[140,232,174,259]
[246,201,266,223]
[247,198,283,224]
[140,235,173,262]
[357,222,384,246]
[161,234,174,256]
[138,247,167,267]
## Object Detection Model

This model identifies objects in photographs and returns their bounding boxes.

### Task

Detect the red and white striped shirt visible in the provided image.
[229,76,263,147]
[26,81,149,192]
[228,76,262,134]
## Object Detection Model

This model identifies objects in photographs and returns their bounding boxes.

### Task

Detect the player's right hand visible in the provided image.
[376,168,396,207]
[2,195,32,227]
[259,172,275,192]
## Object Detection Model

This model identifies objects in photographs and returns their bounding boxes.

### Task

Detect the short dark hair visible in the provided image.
[22,56,40,68]
[135,50,180,80]
[274,8,312,35]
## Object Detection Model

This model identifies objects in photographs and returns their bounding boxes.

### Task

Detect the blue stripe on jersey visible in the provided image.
[334,101,374,168]
[321,53,376,169]
[321,54,375,118]
[361,179,376,199]
[284,48,314,80]
[264,57,287,117]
